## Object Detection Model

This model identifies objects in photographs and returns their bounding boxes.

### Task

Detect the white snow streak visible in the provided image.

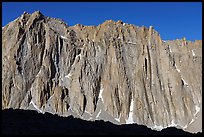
[192,49,196,56]
[126,98,134,124]
[65,73,72,79]
[183,125,188,129]
[30,100,44,113]
[115,116,121,122]
[181,77,188,86]
[68,107,72,112]
[76,53,81,59]
[189,118,195,124]
[162,40,166,43]
[49,94,54,100]
[127,42,136,45]
[195,105,200,115]
[63,53,82,82]
[160,82,164,90]
[96,110,101,119]
[85,110,92,116]
[98,84,104,102]
[60,35,68,40]
[175,64,180,73]
[169,45,172,53]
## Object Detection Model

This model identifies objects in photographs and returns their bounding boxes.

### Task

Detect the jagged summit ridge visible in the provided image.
[2,11,202,133]
[4,11,159,34]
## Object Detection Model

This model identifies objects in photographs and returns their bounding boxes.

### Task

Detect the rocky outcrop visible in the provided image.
[2,11,202,133]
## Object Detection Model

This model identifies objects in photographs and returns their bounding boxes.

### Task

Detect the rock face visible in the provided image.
[2,11,202,133]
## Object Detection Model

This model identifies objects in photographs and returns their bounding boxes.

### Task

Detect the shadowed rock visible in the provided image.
[2,109,200,135]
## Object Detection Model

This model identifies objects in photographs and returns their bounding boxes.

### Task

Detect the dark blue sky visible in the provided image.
[2,2,202,41]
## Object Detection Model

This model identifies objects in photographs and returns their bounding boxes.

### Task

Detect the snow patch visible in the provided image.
[98,84,104,102]
[96,110,101,119]
[162,40,166,43]
[127,42,136,45]
[68,107,72,112]
[49,94,54,100]
[175,64,180,73]
[160,82,164,90]
[195,105,200,114]
[181,77,188,86]
[123,23,126,26]
[126,98,134,124]
[60,35,68,40]
[168,120,177,127]
[65,73,72,79]
[30,100,44,113]
[183,125,188,129]
[192,49,196,56]
[115,116,121,122]
[64,54,82,81]
[151,125,163,131]
[189,118,195,124]
[76,53,81,59]
[169,45,172,53]
[85,110,92,116]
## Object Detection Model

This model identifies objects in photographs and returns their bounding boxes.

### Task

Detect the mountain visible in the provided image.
[2,11,202,133]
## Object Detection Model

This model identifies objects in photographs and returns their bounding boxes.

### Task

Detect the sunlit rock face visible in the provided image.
[2,11,202,133]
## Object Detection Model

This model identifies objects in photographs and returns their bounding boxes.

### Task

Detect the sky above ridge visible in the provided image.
[2,2,202,41]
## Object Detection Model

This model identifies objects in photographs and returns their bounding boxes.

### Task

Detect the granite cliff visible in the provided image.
[2,11,202,133]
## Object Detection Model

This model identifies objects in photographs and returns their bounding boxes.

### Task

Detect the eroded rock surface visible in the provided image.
[2,11,202,133]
